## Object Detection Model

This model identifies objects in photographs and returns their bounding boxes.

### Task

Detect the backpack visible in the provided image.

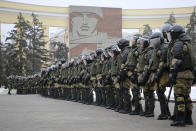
[186,42,196,70]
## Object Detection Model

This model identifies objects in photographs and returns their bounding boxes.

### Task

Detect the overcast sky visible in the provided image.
[5,0,196,9]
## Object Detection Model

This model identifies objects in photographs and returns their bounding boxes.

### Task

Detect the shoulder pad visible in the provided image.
[146,49,153,61]
[173,41,184,59]
[123,48,129,56]
[179,35,191,41]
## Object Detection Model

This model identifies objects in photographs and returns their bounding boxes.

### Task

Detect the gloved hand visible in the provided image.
[130,73,138,84]
[169,73,176,85]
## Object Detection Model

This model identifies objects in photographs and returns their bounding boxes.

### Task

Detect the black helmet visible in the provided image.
[68,61,73,67]
[161,23,172,40]
[117,38,129,49]
[150,32,164,49]
[132,33,142,47]
[109,44,121,57]
[89,51,97,60]
[96,48,103,56]
[140,35,149,49]
[82,54,91,65]
[133,33,142,39]
[105,44,114,52]
[161,23,172,33]
[60,58,66,64]
[167,25,185,41]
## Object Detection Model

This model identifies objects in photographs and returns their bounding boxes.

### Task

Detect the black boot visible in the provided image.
[101,88,106,107]
[129,88,141,115]
[157,89,169,120]
[145,91,155,117]
[119,88,131,114]
[185,110,193,125]
[140,92,149,116]
[109,88,116,110]
[105,88,110,109]
[170,111,185,127]
[87,88,93,105]
[8,89,11,95]
[115,88,123,112]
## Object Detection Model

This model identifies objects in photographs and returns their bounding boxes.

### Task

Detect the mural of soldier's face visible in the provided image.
[71,13,98,37]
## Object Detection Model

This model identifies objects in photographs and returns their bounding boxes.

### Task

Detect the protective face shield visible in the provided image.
[139,37,149,50]
[110,45,121,57]
[108,50,114,58]
[81,55,87,65]
[77,56,83,64]
[167,32,172,42]
[101,54,105,61]
[150,37,161,49]
[139,39,145,51]
[83,59,87,65]
[131,36,138,46]
[90,51,97,60]
[103,51,109,58]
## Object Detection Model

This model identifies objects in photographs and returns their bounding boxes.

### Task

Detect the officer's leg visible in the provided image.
[101,87,106,107]
[120,87,132,114]
[184,81,193,125]
[146,90,155,117]
[140,88,149,116]
[185,95,193,125]
[76,87,79,102]
[157,88,167,119]
[87,88,93,104]
[109,87,115,110]
[130,87,143,115]
[105,87,110,108]
[171,80,186,127]
[115,87,123,112]
[8,89,11,95]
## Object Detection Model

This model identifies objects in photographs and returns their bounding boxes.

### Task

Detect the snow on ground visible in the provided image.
[1,86,196,101]
[164,86,196,101]
[0,87,16,95]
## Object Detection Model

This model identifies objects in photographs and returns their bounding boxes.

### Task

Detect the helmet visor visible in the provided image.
[167,32,172,42]
[150,37,161,48]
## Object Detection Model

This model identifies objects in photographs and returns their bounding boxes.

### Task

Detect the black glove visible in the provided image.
[130,73,138,84]
[153,73,159,83]
[169,72,177,85]
[140,70,150,86]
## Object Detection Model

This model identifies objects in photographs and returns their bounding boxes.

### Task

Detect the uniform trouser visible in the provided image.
[173,79,193,117]
[63,88,66,99]
[45,87,49,97]
[105,87,115,108]
[142,85,154,114]
[121,79,132,112]
[156,87,170,116]
[71,87,77,100]
[68,88,72,100]
[116,87,123,110]
[58,87,62,98]
[84,88,93,104]
[54,88,59,98]
[105,87,110,107]
[101,87,106,106]
[143,90,150,114]
[76,87,81,101]
[95,87,101,105]
[148,90,155,114]
[123,88,131,112]
[81,87,85,103]
[132,87,142,112]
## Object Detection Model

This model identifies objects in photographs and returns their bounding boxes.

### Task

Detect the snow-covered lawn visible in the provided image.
[1,86,196,101]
